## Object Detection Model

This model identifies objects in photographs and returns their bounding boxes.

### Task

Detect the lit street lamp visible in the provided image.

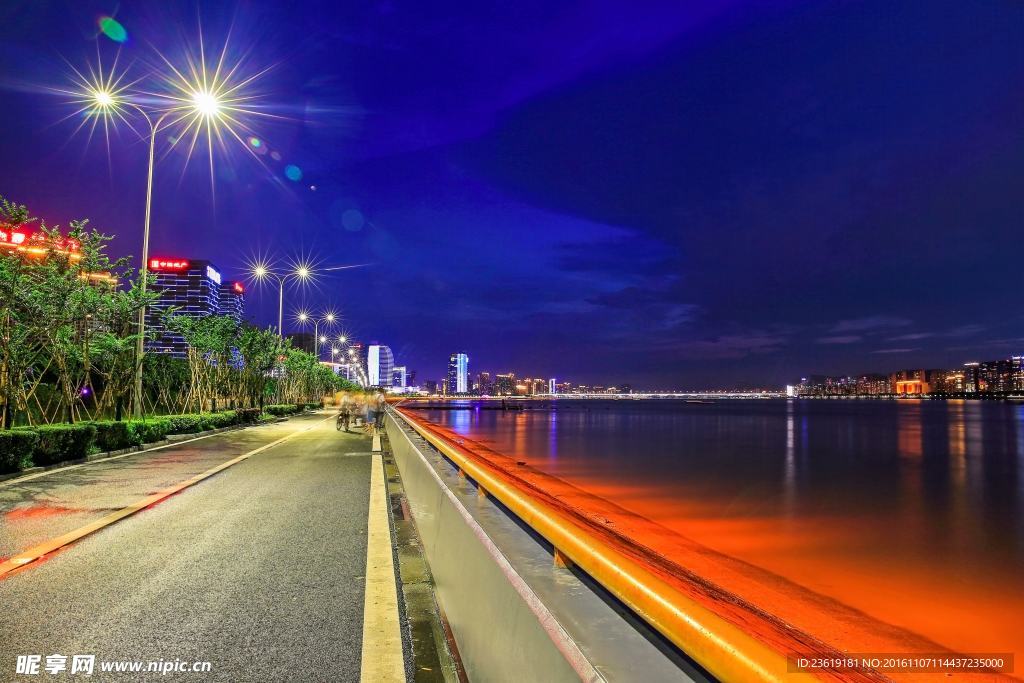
[295,309,338,359]
[250,261,315,336]
[85,86,230,418]
[64,43,272,419]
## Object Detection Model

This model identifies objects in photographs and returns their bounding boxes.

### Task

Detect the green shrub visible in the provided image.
[33,423,97,466]
[164,415,205,434]
[201,411,237,430]
[132,418,171,443]
[0,430,39,473]
[264,404,301,417]
[91,420,143,452]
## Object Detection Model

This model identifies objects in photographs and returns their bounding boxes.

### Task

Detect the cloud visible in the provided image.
[831,316,913,333]
[817,335,862,344]
[872,348,916,354]
[887,332,934,341]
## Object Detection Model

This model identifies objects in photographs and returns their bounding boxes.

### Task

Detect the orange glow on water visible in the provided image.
[406,403,1024,682]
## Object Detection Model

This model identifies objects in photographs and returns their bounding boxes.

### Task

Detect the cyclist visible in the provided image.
[336,392,353,432]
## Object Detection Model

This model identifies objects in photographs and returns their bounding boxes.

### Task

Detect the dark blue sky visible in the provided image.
[1,1,1022,388]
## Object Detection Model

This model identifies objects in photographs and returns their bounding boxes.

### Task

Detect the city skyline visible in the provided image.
[1,1,1021,388]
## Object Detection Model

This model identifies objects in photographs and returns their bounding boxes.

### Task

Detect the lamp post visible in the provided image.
[251,262,314,337]
[295,310,337,360]
[70,50,267,418]
[85,89,226,418]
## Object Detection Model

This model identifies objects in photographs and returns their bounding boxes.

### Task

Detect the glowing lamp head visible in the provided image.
[191,90,221,118]
[92,89,115,109]
[297,312,309,322]
[325,313,335,323]
[331,347,339,355]
[295,265,311,280]
[252,263,269,280]
[318,335,327,343]
[338,335,347,343]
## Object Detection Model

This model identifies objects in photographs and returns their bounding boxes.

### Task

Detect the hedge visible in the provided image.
[0,430,39,473]
[0,407,302,475]
[92,420,144,452]
[264,404,303,417]
[33,423,97,466]
[133,418,172,444]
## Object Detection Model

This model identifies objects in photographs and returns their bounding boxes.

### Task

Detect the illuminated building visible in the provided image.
[368,344,395,387]
[961,362,980,393]
[978,359,1014,393]
[145,258,241,357]
[1014,357,1024,392]
[494,373,515,396]
[447,353,469,394]
[219,281,245,324]
[474,371,493,395]
[392,365,407,388]
[855,374,890,395]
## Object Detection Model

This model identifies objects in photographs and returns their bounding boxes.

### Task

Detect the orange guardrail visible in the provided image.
[393,407,808,683]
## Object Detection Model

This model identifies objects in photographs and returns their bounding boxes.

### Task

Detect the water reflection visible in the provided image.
[422,399,1024,660]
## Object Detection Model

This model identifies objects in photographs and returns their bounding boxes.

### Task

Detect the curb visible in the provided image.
[0,411,310,486]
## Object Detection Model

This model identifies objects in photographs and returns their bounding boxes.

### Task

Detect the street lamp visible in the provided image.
[65,45,271,419]
[86,86,227,419]
[250,261,316,336]
[295,309,338,359]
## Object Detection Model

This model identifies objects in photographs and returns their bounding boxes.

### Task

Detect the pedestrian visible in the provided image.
[362,393,375,435]
[352,394,364,428]
[374,390,387,431]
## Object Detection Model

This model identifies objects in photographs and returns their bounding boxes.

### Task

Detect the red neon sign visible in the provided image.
[0,226,28,247]
[232,281,245,294]
[149,258,190,271]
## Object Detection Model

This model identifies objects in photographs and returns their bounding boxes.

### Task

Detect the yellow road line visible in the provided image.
[360,452,405,682]
[0,417,329,579]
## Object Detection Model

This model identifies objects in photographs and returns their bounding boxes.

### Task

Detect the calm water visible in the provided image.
[416,399,1024,662]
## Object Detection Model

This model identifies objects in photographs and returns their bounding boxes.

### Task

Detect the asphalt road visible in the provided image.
[0,413,376,682]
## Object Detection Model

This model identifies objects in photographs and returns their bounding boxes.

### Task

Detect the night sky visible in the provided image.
[1,1,1022,389]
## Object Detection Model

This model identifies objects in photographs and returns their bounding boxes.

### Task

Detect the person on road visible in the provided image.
[374,390,387,431]
[336,392,353,432]
[362,393,375,435]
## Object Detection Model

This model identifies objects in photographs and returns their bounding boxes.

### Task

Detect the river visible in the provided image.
[408,398,1023,676]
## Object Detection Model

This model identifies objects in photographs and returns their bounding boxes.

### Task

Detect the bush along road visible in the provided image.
[0,404,317,478]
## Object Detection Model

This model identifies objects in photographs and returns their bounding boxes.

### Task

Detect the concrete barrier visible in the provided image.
[386,412,706,683]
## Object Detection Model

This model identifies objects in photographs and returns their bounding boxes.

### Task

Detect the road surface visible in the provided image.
[0,413,393,682]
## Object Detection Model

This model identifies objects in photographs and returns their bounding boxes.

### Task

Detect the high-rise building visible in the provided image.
[474,371,493,395]
[548,378,556,395]
[392,365,407,388]
[145,258,242,357]
[978,359,1014,393]
[423,380,439,395]
[495,373,515,396]
[219,281,245,325]
[368,344,395,387]
[447,353,469,394]
[962,362,980,393]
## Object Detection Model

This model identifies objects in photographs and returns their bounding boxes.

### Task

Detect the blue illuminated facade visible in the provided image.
[145,259,244,358]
